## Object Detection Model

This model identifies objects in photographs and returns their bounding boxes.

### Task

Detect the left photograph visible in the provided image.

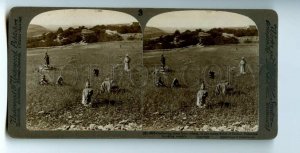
[26,9,143,131]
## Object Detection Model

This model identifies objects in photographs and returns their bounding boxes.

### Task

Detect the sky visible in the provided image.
[30,9,256,31]
[30,9,138,30]
[146,10,256,30]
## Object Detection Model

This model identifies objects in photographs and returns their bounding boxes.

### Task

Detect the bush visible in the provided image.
[127,36,136,40]
[244,39,252,43]
[84,34,98,43]
[143,28,240,50]
[27,24,136,48]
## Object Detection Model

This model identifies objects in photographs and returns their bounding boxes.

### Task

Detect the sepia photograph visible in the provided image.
[26,9,143,131]
[143,10,259,132]
[25,9,259,132]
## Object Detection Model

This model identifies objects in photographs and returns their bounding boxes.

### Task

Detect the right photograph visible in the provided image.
[143,10,259,132]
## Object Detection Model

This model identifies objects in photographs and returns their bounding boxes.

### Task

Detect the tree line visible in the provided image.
[143,27,258,50]
[27,23,141,48]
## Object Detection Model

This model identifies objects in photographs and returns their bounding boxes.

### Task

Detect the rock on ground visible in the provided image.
[55,122,142,131]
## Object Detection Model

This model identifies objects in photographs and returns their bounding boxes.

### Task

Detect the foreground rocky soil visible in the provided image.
[52,120,257,132]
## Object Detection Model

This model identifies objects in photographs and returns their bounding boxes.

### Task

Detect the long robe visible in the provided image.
[196,89,208,108]
[44,54,50,66]
[160,55,165,68]
[124,56,131,72]
[82,88,93,106]
[240,59,246,74]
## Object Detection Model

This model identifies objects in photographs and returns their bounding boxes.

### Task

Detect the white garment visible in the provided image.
[101,80,112,93]
[124,56,130,72]
[215,82,229,95]
[240,59,246,74]
[56,76,63,85]
[196,89,208,108]
[100,79,118,93]
[82,88,93,106]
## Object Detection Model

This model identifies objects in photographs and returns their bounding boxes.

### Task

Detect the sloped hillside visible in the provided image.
[27,24,51,37]
[144,27,168,39]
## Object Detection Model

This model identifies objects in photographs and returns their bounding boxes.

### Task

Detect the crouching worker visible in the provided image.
[196,82,208,108]
[56,75,64,86]
[100,78,118,93]
[39,75,49,85]
[82,80,94,107]
[215,81,230,95]
[171,78,180,88]
[155,76,166,87]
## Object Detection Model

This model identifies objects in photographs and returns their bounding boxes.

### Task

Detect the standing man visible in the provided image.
[124,54,131,72]
[240,57,246,74]
[160,54,166,70]
[44,52,50,67]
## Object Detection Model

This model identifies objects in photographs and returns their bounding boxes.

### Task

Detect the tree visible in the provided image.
[174,30,180,36]
[57,27,63,34]
[45,32,56,41]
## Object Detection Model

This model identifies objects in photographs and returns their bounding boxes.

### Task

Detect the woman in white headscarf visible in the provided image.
[82,80,93,107]
[240,57,246,74]
[124,54,131,72]
[196,81,208,108]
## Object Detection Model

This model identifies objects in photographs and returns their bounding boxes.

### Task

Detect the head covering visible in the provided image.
[200,81,205,90]
[85,80,90,88]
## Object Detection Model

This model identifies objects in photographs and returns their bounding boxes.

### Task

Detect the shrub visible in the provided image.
[244,39,252,43]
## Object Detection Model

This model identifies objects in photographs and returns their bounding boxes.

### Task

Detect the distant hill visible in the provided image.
[144,27,168,39]
[27,24,51,38]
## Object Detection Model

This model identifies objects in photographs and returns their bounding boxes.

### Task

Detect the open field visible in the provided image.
[142,43,259,131]
[26,41,259,132]
[26,41,144,130]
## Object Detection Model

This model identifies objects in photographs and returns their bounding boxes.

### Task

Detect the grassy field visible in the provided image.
[26,41,259,131]
[142,43,259,131]
[26,41,144,130]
